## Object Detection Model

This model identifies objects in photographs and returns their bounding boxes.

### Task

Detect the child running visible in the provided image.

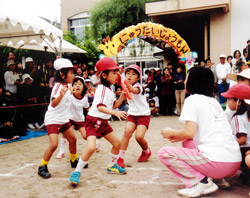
[69,57,127,185]
[221,84,250,184]
[55,76,100,159]
[158,67,241,197]
[38,58,78,179]
[117,64,151,168]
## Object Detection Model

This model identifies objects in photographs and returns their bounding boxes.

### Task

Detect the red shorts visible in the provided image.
[126,115,151,128]
[70,120,85,130]
[85,115,113,139]
[45,122,72,135]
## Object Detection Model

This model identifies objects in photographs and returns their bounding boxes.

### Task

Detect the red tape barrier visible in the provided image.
[0,103,49,109]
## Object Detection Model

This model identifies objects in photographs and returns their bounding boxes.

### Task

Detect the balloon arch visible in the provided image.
[99,22,195,64]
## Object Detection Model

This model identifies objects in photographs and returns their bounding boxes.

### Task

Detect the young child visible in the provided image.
[158,67,241,197]
[69,57,127,185]
[221,84,250,184]
[55,76,100,159]
[149,99,159,117]
[38,58,78,179]
[117,64,151,168]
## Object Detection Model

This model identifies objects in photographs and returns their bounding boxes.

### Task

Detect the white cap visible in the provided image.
[84,78,91,83]
[25,57,33,62]
[219,54,226,58]
[54,58,73,70]
[22,73,33,83]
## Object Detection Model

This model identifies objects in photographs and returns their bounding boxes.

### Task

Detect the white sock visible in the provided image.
[109,153,119,166]
[119,150,126,159]
[59,137,66,154]
[75,157,88,172]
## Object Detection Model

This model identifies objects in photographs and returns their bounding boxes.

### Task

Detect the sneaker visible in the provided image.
[70,158,88,169]
[69,171,81,185]
[70,158,79,168]
[107,164,127,175]
[28,123,35,130]
[95,140,101,152]
[177,179,218,197]
[38,165,51,179]
[55,152,65,159]
[34,122,40,129]
[138,148,151,162]
[117,157,125,168]
[214,178,230,189]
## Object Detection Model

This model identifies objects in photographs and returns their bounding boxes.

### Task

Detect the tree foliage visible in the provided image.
[90,0,153,42]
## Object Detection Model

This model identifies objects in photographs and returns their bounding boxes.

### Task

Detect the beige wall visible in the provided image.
[210,11,231,64]
[61,0,101,31]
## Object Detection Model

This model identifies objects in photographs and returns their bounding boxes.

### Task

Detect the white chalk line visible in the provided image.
[0,163,181,186]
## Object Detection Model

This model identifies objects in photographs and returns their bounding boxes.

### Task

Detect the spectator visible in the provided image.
[1,52,15,85]
[0,86,20,141]
[119,65,125,79]
[227,55,233,67]
[88,67,95,77]
[84,78,96,106]
[82,69,89,80]
[146,68,156,98]
[173,65,186,115]
[23,57,34,75]
[114,86,128,112]
[18,74,41,130]
[4,60,21,94]
[199,61,205,67]
[16,62,24,81]
[167,63,175,76]
[149,99,159,117]
[216,54,231,104]
[76,67,83,77]
[72,60,78,71]
[154,68,162,98]
[232,50,245,74]
[243,39,250,62]
[90,68,100,88]
[161,67,174,116]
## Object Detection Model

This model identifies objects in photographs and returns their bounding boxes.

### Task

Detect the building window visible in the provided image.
[69,12,90,39]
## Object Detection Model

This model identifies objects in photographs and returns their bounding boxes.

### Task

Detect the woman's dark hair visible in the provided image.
[233,50,241,58]
[234,99,248,116]
[72,77,87,96]
[100,70,112,87]
[227,55,233,60]
[55,68,72,83]
[186,67,214,97]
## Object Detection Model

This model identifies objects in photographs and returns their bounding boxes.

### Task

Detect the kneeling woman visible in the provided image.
[158,67,241,197]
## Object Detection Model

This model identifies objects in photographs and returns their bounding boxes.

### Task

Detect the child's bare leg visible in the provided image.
[135,125,148,150]
[43,134,58,161]
[78,127,87,140]
[81,136,96,161]
[245,151,250,168]
[120,122,136,150]
[104,132,121,155]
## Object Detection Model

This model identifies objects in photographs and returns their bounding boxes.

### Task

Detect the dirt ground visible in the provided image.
[0,116,249,198]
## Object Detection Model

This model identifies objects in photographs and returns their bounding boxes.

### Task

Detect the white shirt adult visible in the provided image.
[90,73,100,88]
[216,61,231,84]
[231,112,250,148]
[179,94,241,162]
[69,95,89,122]
[88,84,116,120]
[44,83,71,125]
[127,83,150,116]
[4,71,20,93]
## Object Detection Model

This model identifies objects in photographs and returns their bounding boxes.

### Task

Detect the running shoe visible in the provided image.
[138,148,151,162]
[69,171,81,185]
[107,164,127,175]
[117,157,125,168]
[38,165,51,179]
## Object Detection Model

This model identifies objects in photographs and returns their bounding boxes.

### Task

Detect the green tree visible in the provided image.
[90,0,153,42]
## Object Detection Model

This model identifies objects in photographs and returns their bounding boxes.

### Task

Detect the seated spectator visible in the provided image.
[76,67,83,77]
[18,74,42,130]
[149,99,159,117]
[4,60,21,94]
[114,86,128,112]
[84,78,96,106]
[0,85,20,141]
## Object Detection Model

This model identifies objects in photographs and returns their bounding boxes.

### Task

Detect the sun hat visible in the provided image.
[124,64,141,76]
[25,57,33,62]
[7,60,16,67]
[84,78,91,83]
[221,84,250,100]
[22,73,33,83]
[95,57,119,73]
[54,58,74,71]
[219,54,226,58]
[226,68,250,81]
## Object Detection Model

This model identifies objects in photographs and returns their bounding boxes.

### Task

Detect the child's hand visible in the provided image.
[113,111,127,121]
[70,87,75,94]
[127,84,134,92]
[60,85,68,97]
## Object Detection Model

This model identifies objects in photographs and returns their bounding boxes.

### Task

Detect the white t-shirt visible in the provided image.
[216,62,231,84]
[4,71,20,93]
[88,84,116,120]
[44,83,71,125]
[69,95,89,122]
[231,112,250,148]
[90,74,100,88]
[127,83,150,116]
[179,94,241,162]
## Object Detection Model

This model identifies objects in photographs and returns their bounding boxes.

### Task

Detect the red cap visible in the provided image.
[95,57,119,73]
[124,64,141,76]
[221,84,250,100]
